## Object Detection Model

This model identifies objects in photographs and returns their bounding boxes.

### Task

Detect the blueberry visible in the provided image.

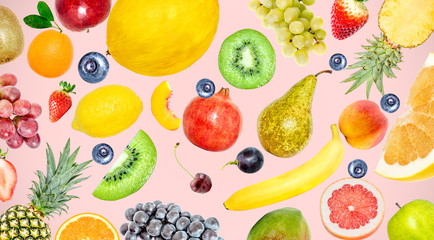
[196,78,215,98]
[92,143,114,165]
[329,53,347,71]
[380,93,400,113]
[348,159,368,178]
[78,52,109,83]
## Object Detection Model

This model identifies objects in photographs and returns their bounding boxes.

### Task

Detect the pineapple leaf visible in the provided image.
[46,144,56,180]
[345,75,368,94]
[376,73,384,95]
[366,76,374,99]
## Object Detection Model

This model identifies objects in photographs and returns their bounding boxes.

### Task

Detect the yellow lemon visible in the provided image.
[106,0,219,76]
[72,85,143,138]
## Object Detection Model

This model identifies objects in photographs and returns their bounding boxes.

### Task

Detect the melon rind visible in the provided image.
[320,178,385,240]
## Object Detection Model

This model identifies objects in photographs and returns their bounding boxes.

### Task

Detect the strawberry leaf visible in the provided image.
[37,1,54,21]
[23,15,53,29]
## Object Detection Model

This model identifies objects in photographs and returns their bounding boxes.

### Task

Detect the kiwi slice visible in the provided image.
[92,130,157,201]
[218,29,276,89]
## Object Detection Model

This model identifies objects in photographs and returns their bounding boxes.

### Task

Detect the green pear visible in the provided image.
[0,5,24,64]
[388,199,434,240]
[247,207,311,240]
[257,70,331,158]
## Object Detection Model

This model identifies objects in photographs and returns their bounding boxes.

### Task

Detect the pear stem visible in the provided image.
[315,70,333,77]
[221,160,239,171]
[174,143,194,179]
[396,202,402,209]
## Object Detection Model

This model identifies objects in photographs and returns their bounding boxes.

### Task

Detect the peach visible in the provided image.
[151,81,181,131]
[338,100,388,150]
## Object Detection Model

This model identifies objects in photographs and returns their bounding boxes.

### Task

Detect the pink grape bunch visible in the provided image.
[0,73,42,149]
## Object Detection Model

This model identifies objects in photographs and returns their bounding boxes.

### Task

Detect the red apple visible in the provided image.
[183,88,242,152]
[55,0,111,32]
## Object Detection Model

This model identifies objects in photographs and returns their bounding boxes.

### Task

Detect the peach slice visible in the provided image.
[151,81,181,131]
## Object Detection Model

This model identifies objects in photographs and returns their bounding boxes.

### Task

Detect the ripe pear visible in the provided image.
[0,5,24,64]
[257,70,331,158]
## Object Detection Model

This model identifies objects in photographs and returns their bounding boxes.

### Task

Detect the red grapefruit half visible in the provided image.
[320,178,384,239]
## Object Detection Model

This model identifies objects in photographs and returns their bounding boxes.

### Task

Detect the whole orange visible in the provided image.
[27,29,73,78]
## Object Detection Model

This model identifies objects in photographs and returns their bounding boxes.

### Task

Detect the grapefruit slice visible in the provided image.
[375,53,434,181]
[320,178,385,239]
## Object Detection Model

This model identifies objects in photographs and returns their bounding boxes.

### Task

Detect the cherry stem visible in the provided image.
[315,70,333,77]
[221,160,238,171]
[396,202,401,209]
[174,143,194,179]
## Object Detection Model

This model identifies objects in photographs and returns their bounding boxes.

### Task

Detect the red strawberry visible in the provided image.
[331,0,369,40]
[49,81,76,122]
[0,149,17,202]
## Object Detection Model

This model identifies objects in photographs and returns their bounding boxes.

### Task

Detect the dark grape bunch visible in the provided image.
[121,201,224,240]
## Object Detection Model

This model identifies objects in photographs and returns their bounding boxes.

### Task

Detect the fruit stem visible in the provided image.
[315,70,333,77]
[217,87,229,97]
[221,160,239,171]
[396,202,401,209]
[174,143,194,179]
[52,20,63,33]
[355,0,368,2]
[0,148,8,159]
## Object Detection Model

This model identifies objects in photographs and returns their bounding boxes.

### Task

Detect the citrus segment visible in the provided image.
[320,178,384,239]
[27,30,73,78]
[55,213,119,240]
[408,67,434,108]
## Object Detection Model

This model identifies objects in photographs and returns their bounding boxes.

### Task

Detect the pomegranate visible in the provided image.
[183,88,242,151]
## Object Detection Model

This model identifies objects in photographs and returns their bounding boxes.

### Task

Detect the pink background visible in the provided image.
[1,0,433,239]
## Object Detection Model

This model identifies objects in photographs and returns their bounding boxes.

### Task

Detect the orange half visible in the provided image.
[55,213,119,240]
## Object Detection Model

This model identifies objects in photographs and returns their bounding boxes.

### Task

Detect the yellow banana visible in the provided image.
[224,124,344,211]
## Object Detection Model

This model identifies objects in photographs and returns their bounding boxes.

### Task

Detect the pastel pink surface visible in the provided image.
[1,1,433,240]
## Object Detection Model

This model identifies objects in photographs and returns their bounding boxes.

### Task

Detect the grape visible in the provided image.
[256,6,270,20]
[310,16,323,31]
[15,117,38,138]
[302,32,314,46]
[298,18,310,31]
[276,0,292,9]
[143,202,157,215]
[161,224,176,239]
[0,86,20,103]
[283,7,299,23]
[128,222,141,234]
[125,208,136,221]
[190,215,205,222]
[0,118,15,140]
[176,217,191,231]
[204,217,220,231]
[156,203,167,209]
[248,0,261,11]
[0,73,17,86]
[153,200,162,206]
[202,229,218,240]
[12,99,31,116]
[261,19,274,29]
[155,208,167,220]
[120,223,129,236]
[265,8,283,23]
[25,103,42,119]
[139,230,152,240]
[172,231,189,240]
[24,133,41,149]
[0,99,13,118]
[291,0,300,8]
[300,9,314,20]
[146,219,162,237]
[6,131,23,149]
[303,44,313,53]
[292,35,306,49]
[275,28,292,45]
[181,211,191,218]
[124,231,138,240]
[187,221,205,237]
[278,21,289,29]
[289,21,304,34]
[133,210,149,227]
[262,0,275,8]
[168,204,182,213]
[282,42,296,58]
[302,0,315,6]
[315,29,327,40]
[135,203,143,211]
[166,210,180,224]
[294,49,309,66]
[298,3,306,12]
[313,40,327,55]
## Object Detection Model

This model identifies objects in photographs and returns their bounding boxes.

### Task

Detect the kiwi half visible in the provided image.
[92,129,157,201]
[218,29,276,89]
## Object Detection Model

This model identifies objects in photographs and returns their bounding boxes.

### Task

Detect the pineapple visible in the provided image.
[342,0,434,98]
[0,139,92,240]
